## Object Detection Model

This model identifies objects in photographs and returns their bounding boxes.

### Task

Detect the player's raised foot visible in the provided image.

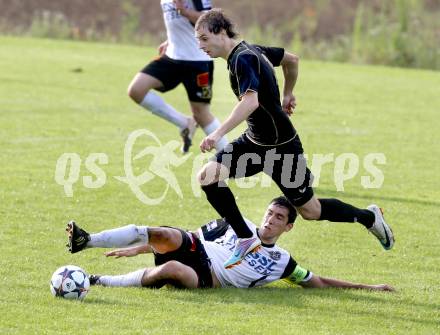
[224,236,261,269]
[367,205,394,250]
[66,221,90,254]
[180,118,197,154]
[88,274,101,286]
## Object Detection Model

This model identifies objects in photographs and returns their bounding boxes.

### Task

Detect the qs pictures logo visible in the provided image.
[54,129,193,205]
[55,129,386,206]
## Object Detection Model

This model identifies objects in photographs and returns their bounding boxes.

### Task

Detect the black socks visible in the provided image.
[318,198,374,228]
[201,182,253,238]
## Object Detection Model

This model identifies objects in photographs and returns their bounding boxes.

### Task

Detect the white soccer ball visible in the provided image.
[50,265,90,300]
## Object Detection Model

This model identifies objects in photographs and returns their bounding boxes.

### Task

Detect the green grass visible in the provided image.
[1,36,439,334]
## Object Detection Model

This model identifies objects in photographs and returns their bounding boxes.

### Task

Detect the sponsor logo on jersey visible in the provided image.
[246,251,278,275]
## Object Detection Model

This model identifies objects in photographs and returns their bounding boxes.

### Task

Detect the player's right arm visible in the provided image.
[200,52,260,152]
[158,40,168,56]
[105,244,153,258]
[174,0,212,24]
[200,91,259,152]
[174,0,205,24]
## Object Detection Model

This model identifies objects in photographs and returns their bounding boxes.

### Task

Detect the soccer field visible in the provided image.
[0,36,439,334]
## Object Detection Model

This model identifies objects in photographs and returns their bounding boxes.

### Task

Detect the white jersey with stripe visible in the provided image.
[197,218,310,288]
[161,0,212,61]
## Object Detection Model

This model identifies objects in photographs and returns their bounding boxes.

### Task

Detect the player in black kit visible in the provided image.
[194,9,395,269]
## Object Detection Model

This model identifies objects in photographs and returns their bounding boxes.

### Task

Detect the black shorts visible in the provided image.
[154,228,213,288]
[141,55,213,103]
[212,133,314,207]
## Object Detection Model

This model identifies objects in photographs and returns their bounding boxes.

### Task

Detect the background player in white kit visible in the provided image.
[127,0,228,153]
[66,197,394,291]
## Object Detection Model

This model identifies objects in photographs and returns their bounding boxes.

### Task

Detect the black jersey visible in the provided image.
[227,41,297,145]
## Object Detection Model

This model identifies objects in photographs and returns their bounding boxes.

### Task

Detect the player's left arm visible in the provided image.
[279,51,299,116]
[299,274,395,292]
[174,0,210,24]
[282,259,394,292]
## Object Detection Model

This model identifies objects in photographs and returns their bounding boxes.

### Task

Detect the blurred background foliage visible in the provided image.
[0,0,438,70]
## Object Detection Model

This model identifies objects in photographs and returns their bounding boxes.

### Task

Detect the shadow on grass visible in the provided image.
[83,296,129,306]
[300,289,440,327]
[182,287,440,327]
[84,285,440,327]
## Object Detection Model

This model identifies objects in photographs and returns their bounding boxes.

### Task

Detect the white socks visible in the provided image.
[141,92,229,151]
[140,91,188,130]
[98,269,145,287]
[203,119,229,151]
[88,224,149,248]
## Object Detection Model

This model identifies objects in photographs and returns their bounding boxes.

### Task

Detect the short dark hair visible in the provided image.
[195,8,238,38]
[270,196,297,224]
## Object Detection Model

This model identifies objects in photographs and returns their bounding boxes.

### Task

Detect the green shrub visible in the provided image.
[28,10,72,40]
[1,0,438,70]
[282,0,440,70]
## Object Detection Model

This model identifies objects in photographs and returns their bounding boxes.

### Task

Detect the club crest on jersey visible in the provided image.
[268,251,281,261]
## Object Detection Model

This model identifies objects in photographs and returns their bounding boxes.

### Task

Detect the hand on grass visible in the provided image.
[372,284,395,292]
[105,248,139,258]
